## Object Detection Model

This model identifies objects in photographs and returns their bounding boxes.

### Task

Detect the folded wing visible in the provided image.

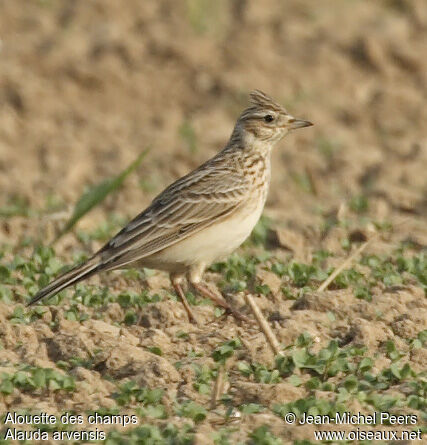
[96,156,249,270]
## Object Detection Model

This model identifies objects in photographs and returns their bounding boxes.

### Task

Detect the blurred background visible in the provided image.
[0,0,426,241]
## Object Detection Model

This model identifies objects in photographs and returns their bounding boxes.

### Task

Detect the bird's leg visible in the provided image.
[189,263,249,322]
[191,281,229,309]
[192,281,249,322]
[171,274,199,325]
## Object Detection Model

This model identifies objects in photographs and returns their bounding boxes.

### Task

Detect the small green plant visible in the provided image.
[248,425,283,445]
[0,284,13,303]
[288,262,327,287]
[212,428,234,445]
[212,338,242,363]
[117,290,161,309]
[112,381,166,418]
[349,194,369,213]
[55,149,149,241]
[175,400,207,423]
[410,330,427,349]
[331,268,364,289]
[105,423,193,445]
[146,346,163,356]
[64,303,89,322]
[8,305,46,324]
[247,215,272,246]
[211,254,259,292]
[0,194,31,217]
[193,364,216,394]
[270,260,327,288]
[0,366,75,394]
[237,361,281,384]
[361,252,426,290]
[240,403,264,414]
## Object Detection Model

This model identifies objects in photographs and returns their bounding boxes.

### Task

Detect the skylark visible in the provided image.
[28,90,312,323]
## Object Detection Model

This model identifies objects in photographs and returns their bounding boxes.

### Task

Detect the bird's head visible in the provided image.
[232,90,312,147]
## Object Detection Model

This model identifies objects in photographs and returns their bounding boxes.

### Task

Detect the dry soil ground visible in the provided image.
[0,1,426,444]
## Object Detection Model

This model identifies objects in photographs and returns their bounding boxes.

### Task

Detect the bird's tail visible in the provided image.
[27,256,102,306]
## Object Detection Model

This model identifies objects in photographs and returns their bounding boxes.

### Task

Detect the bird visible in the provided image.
[28,90,312,323]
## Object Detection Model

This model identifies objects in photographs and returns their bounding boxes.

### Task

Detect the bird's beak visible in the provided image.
[288,118,313,130]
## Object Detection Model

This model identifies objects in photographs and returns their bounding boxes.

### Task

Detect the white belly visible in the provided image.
[142,197,265,272]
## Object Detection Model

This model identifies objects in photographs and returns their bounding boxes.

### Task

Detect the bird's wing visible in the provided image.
[96,156,249,269]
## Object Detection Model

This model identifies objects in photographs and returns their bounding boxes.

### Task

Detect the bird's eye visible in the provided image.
[264,114,274,123]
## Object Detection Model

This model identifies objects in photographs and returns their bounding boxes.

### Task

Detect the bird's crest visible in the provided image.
[249,90,286,113]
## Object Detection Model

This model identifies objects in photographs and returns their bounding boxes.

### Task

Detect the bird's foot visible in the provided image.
[173,282,200,326]
[192,281,249,323]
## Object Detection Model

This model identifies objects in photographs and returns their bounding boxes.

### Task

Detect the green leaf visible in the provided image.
[124,310,138,325]
[417,330,427,345]
[237,361,252,376]
[296,332,313,347]
[32,368,47,388]
[194,382,210,394]
[343,375,358,392]
[144,388,164,404]
[249,425,283,445]
[288,374,302,387]
[240,403,264,414]
[349,194,369,213]
[212,338,241,363]
[385,340,403,362]
[55,149,149,241]
[12,371,28,387]
[143,404,167,419]
[176,400,207,423]
[358,357,373,373]
[62,375,76,391]
[0,377,13,394]
[0,285,13,303]
[305,377,320,390]
[354,286,372,301]
[147,346,163,356]
[49,379,61,391]
[292,349,310,367]
[0,265,11,281]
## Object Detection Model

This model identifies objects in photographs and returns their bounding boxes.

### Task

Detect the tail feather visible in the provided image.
[27,257,101,306]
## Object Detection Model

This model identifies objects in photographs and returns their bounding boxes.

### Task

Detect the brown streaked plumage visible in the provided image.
[28,90,313,324]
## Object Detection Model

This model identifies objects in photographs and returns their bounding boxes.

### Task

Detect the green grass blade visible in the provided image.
[54,148,150,242]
